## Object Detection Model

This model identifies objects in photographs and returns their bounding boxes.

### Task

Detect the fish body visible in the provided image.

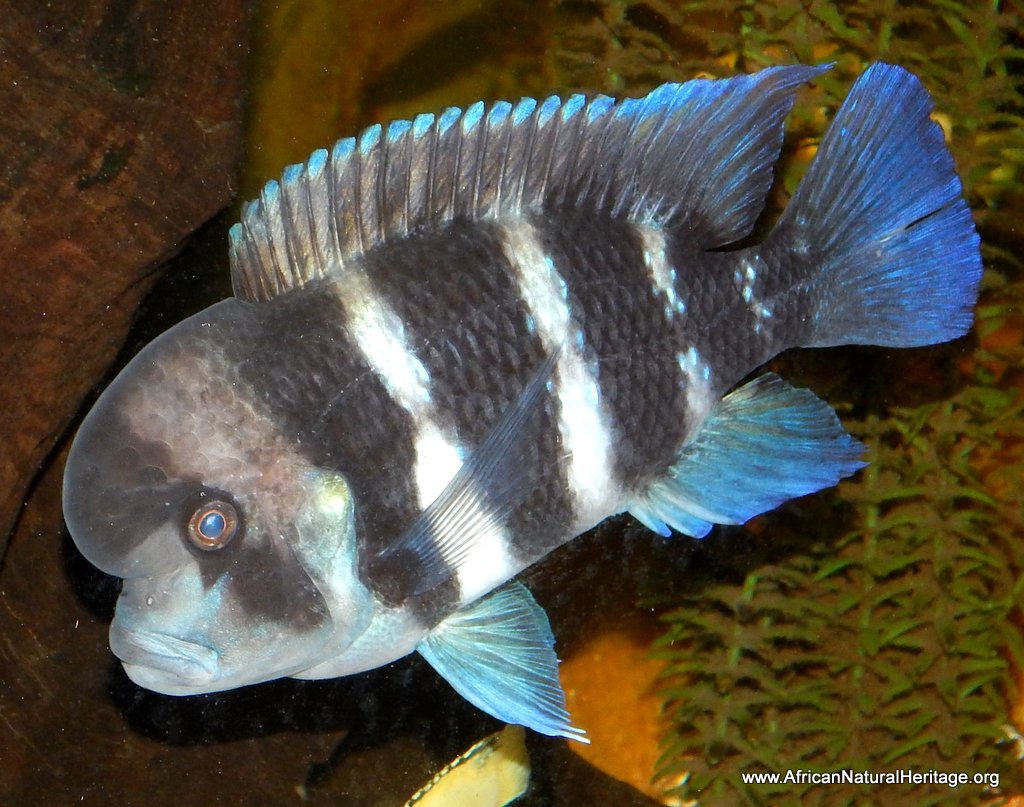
[62,63,981,739]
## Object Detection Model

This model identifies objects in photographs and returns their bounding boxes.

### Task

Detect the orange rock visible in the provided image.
[560,612,675,802]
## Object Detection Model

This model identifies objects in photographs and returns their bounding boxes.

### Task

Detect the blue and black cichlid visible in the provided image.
[63,63,981,740]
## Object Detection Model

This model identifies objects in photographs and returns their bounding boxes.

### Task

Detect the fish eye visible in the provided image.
[187,500,239,551]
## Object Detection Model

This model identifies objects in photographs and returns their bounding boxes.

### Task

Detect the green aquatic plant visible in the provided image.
[548,1,1024,804]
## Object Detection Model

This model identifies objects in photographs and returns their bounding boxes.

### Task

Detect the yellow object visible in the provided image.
[561,617,674,802]
[405,724,531,807]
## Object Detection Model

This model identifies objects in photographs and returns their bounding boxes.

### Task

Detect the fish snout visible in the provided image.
[110,620,221,694]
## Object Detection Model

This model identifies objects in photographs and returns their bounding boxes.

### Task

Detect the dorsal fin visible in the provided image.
[229,64,829,302]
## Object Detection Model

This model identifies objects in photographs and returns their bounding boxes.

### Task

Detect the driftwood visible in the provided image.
[0,1,249,556]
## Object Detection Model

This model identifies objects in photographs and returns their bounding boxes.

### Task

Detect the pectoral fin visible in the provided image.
[417,581,587,743]
[629,373,866,538]
[368,349,558,602]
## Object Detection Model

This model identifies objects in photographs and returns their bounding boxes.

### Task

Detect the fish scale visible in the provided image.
[63,63,981,742]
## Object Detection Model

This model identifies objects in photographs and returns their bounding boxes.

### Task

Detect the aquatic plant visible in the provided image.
[653,315,1024,803]
[548,1,1024,803]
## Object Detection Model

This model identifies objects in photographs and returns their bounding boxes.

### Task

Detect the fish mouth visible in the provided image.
[110,622,221,694]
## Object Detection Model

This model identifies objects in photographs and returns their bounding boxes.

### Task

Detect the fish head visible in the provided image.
[62,299,372,695]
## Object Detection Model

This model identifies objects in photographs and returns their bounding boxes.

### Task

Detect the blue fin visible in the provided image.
[775,62,982,348]
[418,581,588,743]
[366,349,559,602]
[230,65,828,301]
[628,374,866,538]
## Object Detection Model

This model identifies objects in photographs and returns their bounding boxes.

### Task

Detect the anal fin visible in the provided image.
[628,373,865,538]
[417,581,587,743]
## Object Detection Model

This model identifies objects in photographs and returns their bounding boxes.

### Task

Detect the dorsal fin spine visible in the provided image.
[437,108,462,224]
[471,106,490,220]
[387,119,411,141]
[446,109,465,222]
[525,96,562,207]
[573,95,616,213]
[461,102,485,220]
[490,103,510,213]
[437,106,460,135]
[377,136,389,247]
[277,169,299,282]
[509,97,539,211]
[548,95,585,211]
[402,126,415,238]
[326,139,351,274]
[421,114,439,227]
[512,96,535,126]
[243,203,268,298]
[530,96,567,210]
[280,163,311,285]
[462,100,484,133]
[377,126,394,243]
[305,149,330,274]
[353,126,377,254]
[486,101,512,215]
[258,180,286,291]
[381,120,411,242]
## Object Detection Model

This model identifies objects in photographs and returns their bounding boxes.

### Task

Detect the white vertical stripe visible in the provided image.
[636,224,686,320]
[411,424,465,505]
[501,220,619,525]
[334,271,463,507]
[333,270,515,600]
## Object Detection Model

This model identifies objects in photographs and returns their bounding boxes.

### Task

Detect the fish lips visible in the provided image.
[110,621,221,694]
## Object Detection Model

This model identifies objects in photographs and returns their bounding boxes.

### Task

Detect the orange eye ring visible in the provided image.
[188,500,239,551]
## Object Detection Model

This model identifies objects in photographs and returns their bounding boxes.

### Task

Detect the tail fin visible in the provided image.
[775,63,982,348]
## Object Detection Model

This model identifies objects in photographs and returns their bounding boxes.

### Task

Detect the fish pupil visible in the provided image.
[199,511,225,539]
[187,499,238,550]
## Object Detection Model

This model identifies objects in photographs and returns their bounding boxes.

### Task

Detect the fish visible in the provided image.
[62,62,981,742]
[403,724,529,807]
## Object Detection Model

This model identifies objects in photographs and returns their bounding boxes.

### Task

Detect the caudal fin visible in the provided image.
[775,63,982,348]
